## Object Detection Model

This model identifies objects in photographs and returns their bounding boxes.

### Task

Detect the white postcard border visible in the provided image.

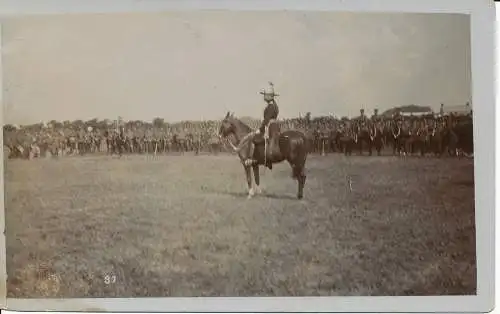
[0,0,495,312]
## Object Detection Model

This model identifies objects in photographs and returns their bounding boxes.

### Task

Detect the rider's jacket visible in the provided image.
[260,100,279,134]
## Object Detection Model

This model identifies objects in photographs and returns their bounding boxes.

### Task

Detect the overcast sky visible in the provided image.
[2,11,471,125]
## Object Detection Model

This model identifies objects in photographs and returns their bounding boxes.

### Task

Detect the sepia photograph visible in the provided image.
[2,9,478,300]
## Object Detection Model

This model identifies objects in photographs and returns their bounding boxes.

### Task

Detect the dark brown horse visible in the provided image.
[219,112,309,199]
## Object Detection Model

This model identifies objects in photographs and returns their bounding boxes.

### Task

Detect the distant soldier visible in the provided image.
[119,125,125,140]
[439,103,445,116]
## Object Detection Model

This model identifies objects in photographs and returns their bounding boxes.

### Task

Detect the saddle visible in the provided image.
[251,120,281,164]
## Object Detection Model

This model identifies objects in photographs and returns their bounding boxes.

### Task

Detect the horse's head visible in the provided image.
[219,111,236,138]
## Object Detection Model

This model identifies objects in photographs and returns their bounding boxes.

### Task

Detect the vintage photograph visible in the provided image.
[3,11,475,297]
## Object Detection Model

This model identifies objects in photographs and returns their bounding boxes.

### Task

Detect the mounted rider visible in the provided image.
[119,125,125,140]
[371,108,380,122]
[234,81,279,166]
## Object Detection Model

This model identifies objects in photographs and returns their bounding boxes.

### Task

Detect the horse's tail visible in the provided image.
[292,134,308,180]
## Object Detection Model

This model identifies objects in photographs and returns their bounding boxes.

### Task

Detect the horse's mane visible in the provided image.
[229,116,253,133]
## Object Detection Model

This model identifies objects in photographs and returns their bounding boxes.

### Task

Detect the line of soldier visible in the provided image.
[306,108,473,157]
[3,107,473,160]
[4,125,225,159]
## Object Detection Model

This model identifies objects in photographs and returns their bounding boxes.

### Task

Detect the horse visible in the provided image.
[207,135,223,155]
[353,120,374,155]
[336,125,356,156]
[219,112,308,199]
[411,122,429,156]
[390,120,405,156]
[370,121,384,156]
[106,132,127,156]
[172,133,188,153]
[453,118,474,157]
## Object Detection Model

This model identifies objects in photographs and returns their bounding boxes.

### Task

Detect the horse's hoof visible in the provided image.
[244,159,253,167]
[254,186,262,194]
[297,194,303,200]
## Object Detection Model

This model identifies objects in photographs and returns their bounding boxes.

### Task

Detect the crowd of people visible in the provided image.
[3,107,473,160]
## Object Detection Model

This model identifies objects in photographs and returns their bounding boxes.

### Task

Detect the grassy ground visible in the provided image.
[5,153,476,297]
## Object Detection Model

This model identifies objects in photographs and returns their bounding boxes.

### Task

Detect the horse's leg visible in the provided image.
[296,164,306,200]
[252,164,262,194]
[292,154,307,199]
[287,141,307,200]
[244,166,254,199]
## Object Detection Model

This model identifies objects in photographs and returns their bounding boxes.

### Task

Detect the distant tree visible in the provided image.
[3,124,17,132]
[95,119,108,130]
[152,117,164,129]
[305,112,311,126]
[48,120,62,129]
[72,120,85,130]
[124,120,135,129]
[86,118,99,128]
[24,123,44,132]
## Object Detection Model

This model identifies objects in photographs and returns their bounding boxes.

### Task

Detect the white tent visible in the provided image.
[399,111,434,117]
[442,104,471,116]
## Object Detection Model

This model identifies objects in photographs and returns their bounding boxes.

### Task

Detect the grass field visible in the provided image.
[5,153,476,297]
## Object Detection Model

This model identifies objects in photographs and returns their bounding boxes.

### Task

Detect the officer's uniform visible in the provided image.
[235,82,280,167]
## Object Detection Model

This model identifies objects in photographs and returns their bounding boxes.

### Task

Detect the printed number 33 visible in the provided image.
[104,274,116,284]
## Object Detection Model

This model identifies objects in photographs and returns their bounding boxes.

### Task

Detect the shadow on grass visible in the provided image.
[206,189,299,201]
